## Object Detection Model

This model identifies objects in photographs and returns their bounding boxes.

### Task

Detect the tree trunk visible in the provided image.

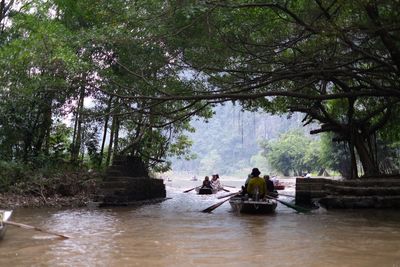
[113,115,120,156]
[34,96,52,155]
[99,96,113,166]
[106,115,115,167]
[71,86,85,162]
[354,134,380,176]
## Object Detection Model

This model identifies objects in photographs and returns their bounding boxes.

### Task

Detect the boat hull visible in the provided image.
[196,187,218,195]
[0,210,12,240]
[229,197,277,214]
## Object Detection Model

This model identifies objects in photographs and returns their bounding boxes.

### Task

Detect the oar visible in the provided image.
[221,188,230,192]
[4,220,70,239]
[222,185,236,188]
[266,195,310,213]
[202,193,240,213]
[217,192,240,199]
[183,186,200,193]
[277,193,295,198]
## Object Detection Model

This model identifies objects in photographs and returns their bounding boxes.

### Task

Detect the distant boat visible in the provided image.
[274,182,285,190]
[190,176,198,181]
[196,187,218,195]
[0,210,13,240]
[272,177,285,190]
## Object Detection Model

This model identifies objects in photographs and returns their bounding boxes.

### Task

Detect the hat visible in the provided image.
[251,168,261,177]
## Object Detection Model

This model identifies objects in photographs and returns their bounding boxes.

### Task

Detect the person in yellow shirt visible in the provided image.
[247,168,267,200]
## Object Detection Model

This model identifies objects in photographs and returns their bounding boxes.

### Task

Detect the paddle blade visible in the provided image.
[276,199,311,213]
[202,200,226,213]
[202,193,240,212]
[183,187,197,193]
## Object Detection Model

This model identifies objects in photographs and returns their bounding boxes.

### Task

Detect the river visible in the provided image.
[1,178,400,267]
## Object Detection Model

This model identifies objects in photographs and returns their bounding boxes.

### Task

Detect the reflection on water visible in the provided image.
[1,179,400,267]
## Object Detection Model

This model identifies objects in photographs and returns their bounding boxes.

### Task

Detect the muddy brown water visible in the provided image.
[1,178,400,267]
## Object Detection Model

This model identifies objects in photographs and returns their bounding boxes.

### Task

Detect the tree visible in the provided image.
[261,130,314,176]
[0,6,80,162]
[149,0,400,178]
[1,0,400,178]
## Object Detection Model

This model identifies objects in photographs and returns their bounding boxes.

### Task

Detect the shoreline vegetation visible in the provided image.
[0,167,101,209]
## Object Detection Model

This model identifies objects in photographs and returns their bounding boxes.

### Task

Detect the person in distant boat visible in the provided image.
[247,168,267,200]
[202,176,212,189]
[263,175,275,194]
[211,174,222,190]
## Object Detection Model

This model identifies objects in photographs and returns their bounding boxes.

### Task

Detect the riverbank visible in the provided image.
[0,169,100,209]
[0,192,92,209]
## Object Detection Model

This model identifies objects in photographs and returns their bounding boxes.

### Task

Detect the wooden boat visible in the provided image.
[196,187,218,195]
[0,210,13,240]
[274,182,285,190]
[229,197,277,214]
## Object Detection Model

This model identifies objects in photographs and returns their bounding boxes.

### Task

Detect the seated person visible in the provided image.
[247,168,267,200]
[241,174,252,195]
[211,174,222,190]
[263,175,275,194]
[202,176,212,189]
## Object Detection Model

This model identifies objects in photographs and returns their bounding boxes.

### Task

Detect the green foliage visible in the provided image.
[49,122,72,159]
[250,152,270,172]
[0,161,26,192]
[261,130,322,176]
[199,149,222,175]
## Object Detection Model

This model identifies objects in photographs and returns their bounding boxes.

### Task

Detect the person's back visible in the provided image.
[247,168,267,199]
[263,175,275,193]
[202,176,212,188]
[247,177,267,199]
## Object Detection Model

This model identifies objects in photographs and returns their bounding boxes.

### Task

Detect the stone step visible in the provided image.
[326,184,400,196]
[106,169,123,176]
[98,187,127,196]
[100,180,130,188]
[102,195,130,204]
[103,176,144,182]
[107,165,123,172]
[319,195,400,209]
[111,160,125,166]
[333,179,400,187]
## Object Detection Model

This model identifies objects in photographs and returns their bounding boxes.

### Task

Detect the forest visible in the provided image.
[1,0,400,196]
